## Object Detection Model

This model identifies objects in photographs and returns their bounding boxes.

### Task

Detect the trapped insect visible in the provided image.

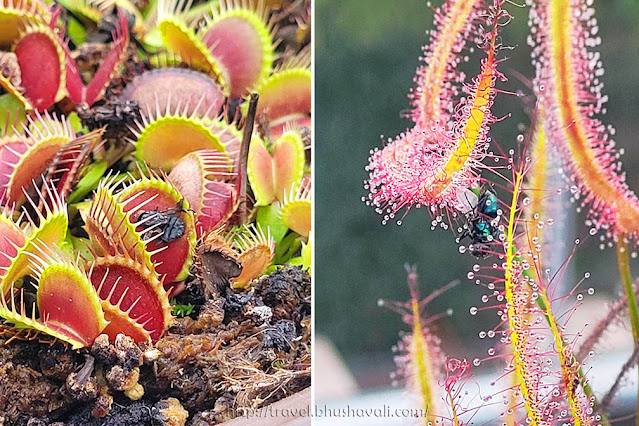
[457,187,501,258]
[135,199,189,245]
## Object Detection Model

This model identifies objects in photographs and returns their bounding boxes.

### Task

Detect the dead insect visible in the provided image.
[78,99,142,140]
[135,200,188,245]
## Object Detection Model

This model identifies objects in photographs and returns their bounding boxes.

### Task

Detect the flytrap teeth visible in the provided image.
[116,168,197,286]
[200,0,276,97]
[89,251,171,343]
[228,223,274,288]
[0,0,50,47]
[61,8,130,106]
[157,0,226,88]
[252,47,311,137]
[86,174,154,268]
[280,175,311,238]
[120,68,226,119]
[0,56,32,110]
[35,128,103,211]
[22,243,108,348]
[168,149,238,237]
[247,128,306,206]
[0,180,68,298]
[158,0,276,97]
[88,0,145,35]
[3,111,75,207]
[130,96,232,171]
[14,21,66,111]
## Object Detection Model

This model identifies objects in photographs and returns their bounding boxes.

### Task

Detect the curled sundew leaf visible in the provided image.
[0,0,50,47]
[89,251,172,342]
[200,0,276,98]
[530,0,639,239]
[117,169,197,285]
[4,112,76,207]
[13,22,66,111]
[365,7,501,222]
[229,223,274,288]
[253,47,310,137]
[120,68,226,119]
[0,182,68,299]
[60,9,130,106]
[157,0,226,89]
[26,245,108,348]
[131,97,231,172]
[168,149,237,237]
[409,0,484,127]
[280,175,310,239]
[247,129,305,206]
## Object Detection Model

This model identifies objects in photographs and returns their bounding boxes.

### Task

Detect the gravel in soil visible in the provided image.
[0,265,311,426]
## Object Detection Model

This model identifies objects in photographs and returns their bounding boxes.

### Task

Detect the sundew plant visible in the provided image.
[365,0,639,424]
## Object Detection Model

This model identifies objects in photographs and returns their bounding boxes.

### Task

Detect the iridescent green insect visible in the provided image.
[458,187,500,258]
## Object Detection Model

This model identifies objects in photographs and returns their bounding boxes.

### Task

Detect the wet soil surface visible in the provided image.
[0,266,311,426]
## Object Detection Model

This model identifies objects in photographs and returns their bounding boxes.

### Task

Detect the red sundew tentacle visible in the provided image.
[378,267,462,422]
[410,0,484,127]
[530,0,639,238]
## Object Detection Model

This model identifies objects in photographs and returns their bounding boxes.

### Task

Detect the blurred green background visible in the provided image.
[316,0,639,388]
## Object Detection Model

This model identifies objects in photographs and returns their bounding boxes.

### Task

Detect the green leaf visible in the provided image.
[273,232,302,265]
[170,298,195,317]
[301,236,311,273]
[67,161,109,204]
[67,112,84,133]
[0,94,26,134]
[67,17,87,46]
[256,204,288,244]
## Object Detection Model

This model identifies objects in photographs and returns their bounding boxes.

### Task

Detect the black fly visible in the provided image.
[135,199,187,245]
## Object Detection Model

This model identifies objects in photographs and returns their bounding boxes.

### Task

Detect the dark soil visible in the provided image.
[0,265,311,426]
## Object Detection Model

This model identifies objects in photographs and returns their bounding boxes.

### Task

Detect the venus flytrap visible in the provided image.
[0,6,310,421]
